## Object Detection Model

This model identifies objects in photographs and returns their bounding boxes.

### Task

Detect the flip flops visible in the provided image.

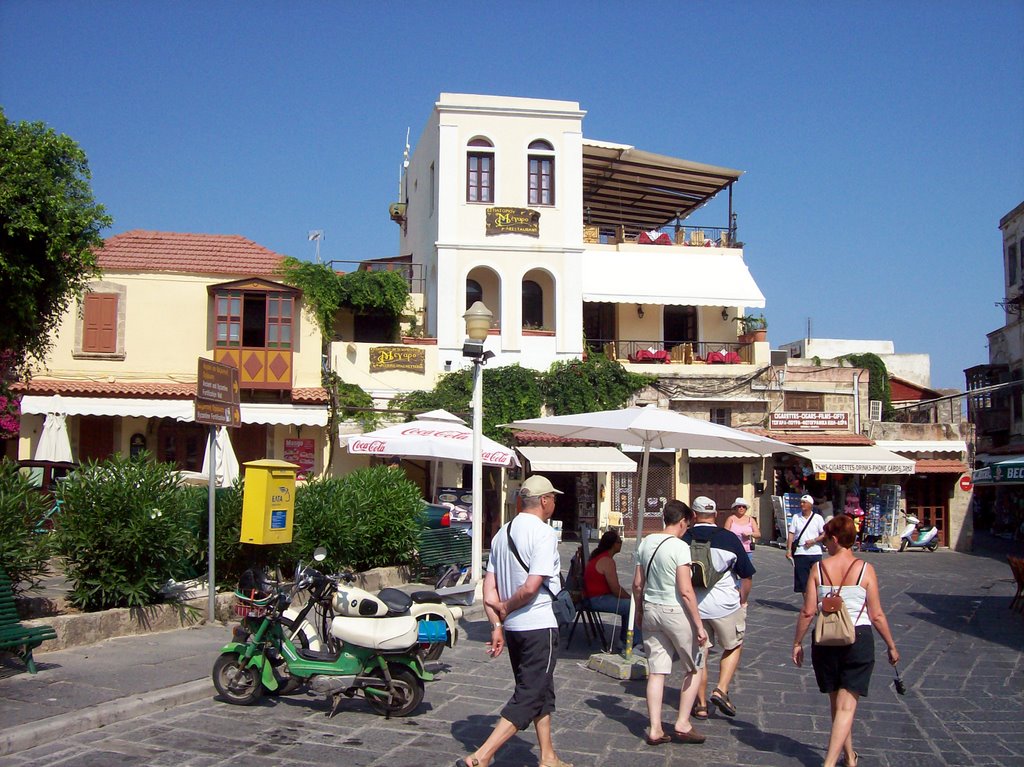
[710,687,737,717]
[455,759,480,767]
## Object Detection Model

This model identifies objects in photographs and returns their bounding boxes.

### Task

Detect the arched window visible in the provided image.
[467,137,494,203]
[522,280,543,328]
[528,139,554,206]
[466,279,482,309]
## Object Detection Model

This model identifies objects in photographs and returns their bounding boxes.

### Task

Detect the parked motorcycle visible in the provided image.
[213,556,438,717]
[282,551,462,662]
[899,515,939,552]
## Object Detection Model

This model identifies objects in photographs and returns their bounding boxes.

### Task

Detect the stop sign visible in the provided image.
[959,475,973,492]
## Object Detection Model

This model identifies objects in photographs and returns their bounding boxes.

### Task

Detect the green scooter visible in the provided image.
[213,555,439,717]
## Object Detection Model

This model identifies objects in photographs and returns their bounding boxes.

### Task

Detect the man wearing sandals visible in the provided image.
[684,497,755,720]
[456,474,572,767]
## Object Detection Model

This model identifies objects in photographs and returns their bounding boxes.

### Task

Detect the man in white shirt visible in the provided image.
[456,474,572,767]
[786,494,826,595]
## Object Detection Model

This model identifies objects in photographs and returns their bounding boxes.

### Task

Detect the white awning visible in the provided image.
[20,395,327,427]
[873,440,967,455]
[581,251,765,307]
[689,449,762,459]
[518,446,637,473]
[793,445,915,475]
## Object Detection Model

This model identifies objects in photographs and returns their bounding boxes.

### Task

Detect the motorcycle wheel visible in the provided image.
[212,653,264,706]
[927,541,938,552]
[364,664,424,717]
[417,613,448,661]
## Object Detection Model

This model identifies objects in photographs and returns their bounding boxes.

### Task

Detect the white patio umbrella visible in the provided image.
[35,406,74,464]
[345,409,520,468]
[504,404,803,654]
[200,426,240,488]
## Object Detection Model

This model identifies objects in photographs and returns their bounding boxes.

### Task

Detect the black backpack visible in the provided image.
[689,537,726,590]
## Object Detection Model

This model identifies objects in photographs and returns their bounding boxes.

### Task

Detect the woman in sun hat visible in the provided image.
[724,497,759,564]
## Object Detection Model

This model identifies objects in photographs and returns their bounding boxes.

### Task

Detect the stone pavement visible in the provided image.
[1,533,1022,766]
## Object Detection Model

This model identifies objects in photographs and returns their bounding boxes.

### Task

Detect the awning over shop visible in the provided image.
[518,446,637,473]
[791,445,915,475]
[581,251,765,307]
[974,457,1024,485]
[874,440,967,454]
[19,395,327,427]
[689,448,762,459]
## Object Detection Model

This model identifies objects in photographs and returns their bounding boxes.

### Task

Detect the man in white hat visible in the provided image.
[786,493,826,595]
[456,474,572,767]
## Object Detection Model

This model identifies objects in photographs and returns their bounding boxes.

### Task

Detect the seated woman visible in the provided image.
[583,530,639,651]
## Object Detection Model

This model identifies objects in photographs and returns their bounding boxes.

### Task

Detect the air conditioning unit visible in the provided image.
[869,400,882,421]
[770,349,789,367]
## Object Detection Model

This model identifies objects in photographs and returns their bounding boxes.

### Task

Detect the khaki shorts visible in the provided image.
[642,602,703,675]
[702,604,746,652]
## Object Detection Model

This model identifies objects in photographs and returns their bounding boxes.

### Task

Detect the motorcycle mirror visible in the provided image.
[313,546,327,562]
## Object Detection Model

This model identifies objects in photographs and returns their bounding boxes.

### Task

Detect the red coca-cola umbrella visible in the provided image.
[345,409,519,467]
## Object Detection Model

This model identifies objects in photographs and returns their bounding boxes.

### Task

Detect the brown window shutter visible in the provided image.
[84,293,118,353]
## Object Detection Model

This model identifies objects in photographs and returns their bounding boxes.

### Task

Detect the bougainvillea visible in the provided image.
[0,351,19,439]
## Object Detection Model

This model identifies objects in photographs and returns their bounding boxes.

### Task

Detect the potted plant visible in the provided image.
[737,315,767,343]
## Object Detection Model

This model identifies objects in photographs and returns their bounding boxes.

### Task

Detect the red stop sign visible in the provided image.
[959,475,973,492]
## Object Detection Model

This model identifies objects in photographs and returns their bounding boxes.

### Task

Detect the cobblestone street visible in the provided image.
[5,536,1022,767]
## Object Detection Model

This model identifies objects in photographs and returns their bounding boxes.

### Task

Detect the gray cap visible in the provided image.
[692,496,717,514]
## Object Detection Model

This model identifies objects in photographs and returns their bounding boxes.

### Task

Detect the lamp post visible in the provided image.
[462,301,494,585]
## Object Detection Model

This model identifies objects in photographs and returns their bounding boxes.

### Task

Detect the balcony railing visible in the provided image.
[583,223,736,248]
[589,338,753,365]
[326,258,424,295]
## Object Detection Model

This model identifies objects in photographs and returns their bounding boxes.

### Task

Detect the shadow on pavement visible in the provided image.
[753,598,801,612]
[904,592,1024,652]
[726,716,824,766]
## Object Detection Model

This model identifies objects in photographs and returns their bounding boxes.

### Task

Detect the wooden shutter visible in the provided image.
[83,293,118,353]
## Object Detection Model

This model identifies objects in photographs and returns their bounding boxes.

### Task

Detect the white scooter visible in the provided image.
[899,515,939,552]
[283,548,462,661]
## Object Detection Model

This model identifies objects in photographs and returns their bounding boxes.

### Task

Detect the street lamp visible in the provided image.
[463,301,494,584]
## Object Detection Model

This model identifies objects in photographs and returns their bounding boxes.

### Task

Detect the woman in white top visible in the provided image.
[792,515,900,767]
[632,500,709,746]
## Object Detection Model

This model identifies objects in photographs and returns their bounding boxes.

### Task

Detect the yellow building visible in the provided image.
[14,230,329,477]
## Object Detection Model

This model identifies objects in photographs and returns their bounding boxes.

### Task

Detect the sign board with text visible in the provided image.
[769,412,849,430]
[485,207,540,237]
[369,346,426,373]
[196,358,241,427]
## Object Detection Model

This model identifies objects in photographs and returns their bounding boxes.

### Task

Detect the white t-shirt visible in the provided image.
[789,513,826,556]
[689,523,742,620]
[636,533,690,606]
[487,512,560,631]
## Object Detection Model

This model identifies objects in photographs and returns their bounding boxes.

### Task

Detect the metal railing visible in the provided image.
[582,223,736,248]
[326,258,425,295]
[589,339,751,363]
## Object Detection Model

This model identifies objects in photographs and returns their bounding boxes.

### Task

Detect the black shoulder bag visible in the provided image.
[791,513,816,557]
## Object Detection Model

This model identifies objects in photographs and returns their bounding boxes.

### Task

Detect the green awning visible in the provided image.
[974,457,1024,485]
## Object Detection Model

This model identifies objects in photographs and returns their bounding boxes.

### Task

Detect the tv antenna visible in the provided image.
[308,230,324,263]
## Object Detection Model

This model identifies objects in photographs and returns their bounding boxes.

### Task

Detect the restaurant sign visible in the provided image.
[369,346,425,373]
[769,412,849,430]
[486,207,540,237]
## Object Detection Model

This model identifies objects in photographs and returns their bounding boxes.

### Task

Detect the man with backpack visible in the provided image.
[683,496,756,720]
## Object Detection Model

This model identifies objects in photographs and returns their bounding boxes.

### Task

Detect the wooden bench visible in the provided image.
[0,569,57,673]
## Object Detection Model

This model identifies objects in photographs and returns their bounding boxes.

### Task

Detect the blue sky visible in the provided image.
[2,1,1021,390]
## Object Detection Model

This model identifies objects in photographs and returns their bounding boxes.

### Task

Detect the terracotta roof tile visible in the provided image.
[96,230,286,277]
[13,379,328,405]
[914,459,968,474]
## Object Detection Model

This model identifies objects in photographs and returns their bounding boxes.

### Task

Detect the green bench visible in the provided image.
[0,569,57,674]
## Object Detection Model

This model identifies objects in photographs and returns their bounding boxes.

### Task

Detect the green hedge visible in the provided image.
[0,459,53,596]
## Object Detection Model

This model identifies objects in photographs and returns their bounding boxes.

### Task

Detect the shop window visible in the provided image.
[785,392,824,411]
[528,140,555,206]
[467,138,494,203]
[710,407,731,426]
[522,279,543,328]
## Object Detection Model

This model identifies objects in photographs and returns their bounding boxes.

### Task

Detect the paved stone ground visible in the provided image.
[4,534,1023,767]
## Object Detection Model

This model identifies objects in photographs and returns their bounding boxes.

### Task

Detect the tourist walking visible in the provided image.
[685,496,755,721]
[792,514,900,767]
[456,474,572,767]
[724,497,760,563]
[786,493,826,594]
[632,500,709,746]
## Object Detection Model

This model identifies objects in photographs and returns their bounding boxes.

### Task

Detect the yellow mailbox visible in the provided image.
[240,459,299,545]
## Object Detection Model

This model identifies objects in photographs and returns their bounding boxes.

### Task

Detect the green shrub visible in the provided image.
[292,466,423,572]
[55,454,195,611]
[0,459,52,595]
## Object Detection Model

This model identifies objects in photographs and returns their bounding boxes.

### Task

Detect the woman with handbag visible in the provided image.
[724,497,759,564]
[631,500,709,746]
[792,515,900,767]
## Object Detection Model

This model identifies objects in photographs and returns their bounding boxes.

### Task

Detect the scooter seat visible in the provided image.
[377,587,414,614]
[330,615,418,650]
[411,590,441,603]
